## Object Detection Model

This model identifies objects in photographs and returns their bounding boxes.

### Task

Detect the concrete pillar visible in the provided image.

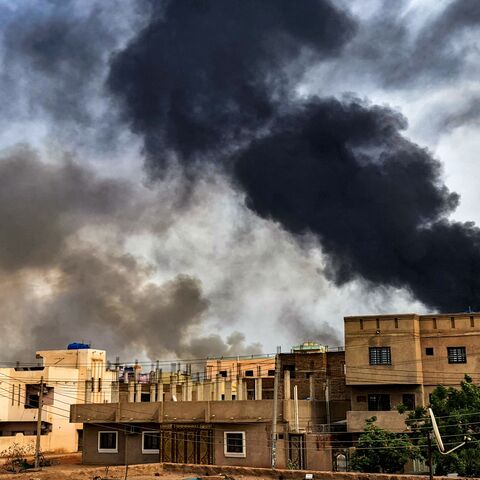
[203,381,212,401]
[255,378,263,400]
[150,383,156,402]
[135,382,142,402]
[156,382,163,402]
[216,376,225,401]
[185,377,193,401]
[243,381,248,400]
[283,370,291,400]
[309,375,315,400]
[236,378,243,400]
[224,380,232,401]
[195,382,203,401]
[170,375,177,401]
[128,382,135,403]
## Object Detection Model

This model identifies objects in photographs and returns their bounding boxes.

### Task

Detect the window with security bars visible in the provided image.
[447,347,466,364]
[224,431,246,457]
[369,347,391,365]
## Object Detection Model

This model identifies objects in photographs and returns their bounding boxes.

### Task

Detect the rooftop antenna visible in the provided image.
[428,408,470,455]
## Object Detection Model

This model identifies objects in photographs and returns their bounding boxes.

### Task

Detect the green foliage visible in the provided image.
[350,417,420,473]
[406,375,480,477]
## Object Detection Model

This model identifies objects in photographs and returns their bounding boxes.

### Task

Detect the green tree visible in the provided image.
[406,375,480,477]
[350,416,419,473]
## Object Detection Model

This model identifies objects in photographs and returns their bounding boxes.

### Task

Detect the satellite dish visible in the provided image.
[428,407,445,452]
[428,407,469,455]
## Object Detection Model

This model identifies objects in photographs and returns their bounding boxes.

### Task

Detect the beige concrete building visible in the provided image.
[0,346,117,455]
[344,312,480,433]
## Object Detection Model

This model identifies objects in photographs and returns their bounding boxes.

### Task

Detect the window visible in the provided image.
[376,318,380,329]
[369,347,391,365]
[219,370,228,378]
[471,316,475,328]
[451,317,456,328]
[402,393,415,410]
[142,431,160,454]
[425,347,434,356]
[447,347,466,364]
[98,431,118,453]
[244,370,254,377]
[283,365,296,379]
[359,319,364,330]
[267,370,275,376]
[224,431,246,458]
[394,317,398,329]
[433,317,437,329]
[368,394,390,411]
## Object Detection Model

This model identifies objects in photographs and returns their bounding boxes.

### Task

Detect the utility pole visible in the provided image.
[427,432,433,480]
[271,346,281,468]
[34,376,44,469]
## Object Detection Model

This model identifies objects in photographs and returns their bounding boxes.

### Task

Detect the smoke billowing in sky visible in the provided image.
[0,0,479,361]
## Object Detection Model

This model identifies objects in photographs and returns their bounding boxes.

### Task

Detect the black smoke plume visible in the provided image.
[108,0,480,312]
[108,0,356,170]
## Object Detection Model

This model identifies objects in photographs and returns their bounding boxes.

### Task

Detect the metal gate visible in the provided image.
[288,433,306,470]
[160,426,214,464]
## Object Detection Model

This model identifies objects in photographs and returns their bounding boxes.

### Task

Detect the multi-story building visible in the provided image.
[70,344,352,470]
[0,344,117,454]
[344,312,480,433]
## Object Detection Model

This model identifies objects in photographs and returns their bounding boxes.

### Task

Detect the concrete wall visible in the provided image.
[347,410,408,433]
[345,314,424,386]
[344,312,480,408]
[82,422,160,466]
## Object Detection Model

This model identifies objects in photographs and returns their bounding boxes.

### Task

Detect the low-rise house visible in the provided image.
[71,398,332,470]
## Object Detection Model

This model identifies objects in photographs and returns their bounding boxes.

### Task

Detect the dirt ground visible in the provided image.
[0,454,260,480]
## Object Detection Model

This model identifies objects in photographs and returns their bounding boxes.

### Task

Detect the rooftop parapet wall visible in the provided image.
[71,399,328,427]
[71,399,283,424]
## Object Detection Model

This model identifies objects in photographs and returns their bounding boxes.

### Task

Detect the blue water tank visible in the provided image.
[67,342,91,350]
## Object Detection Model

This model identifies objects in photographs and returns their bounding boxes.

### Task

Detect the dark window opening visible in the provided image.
[425,347,434,356]
[433,317,437,329]
[143,431,160,451]
[225,432,244,454]
[244,370,254,377]
[283,365,296,379]
[25,384,53,409]
[368,394,390,411]
[99,431,117,451]
[447,346,466,364]
[394,318,399,328]
[359,319,363,330]
[369,347,391,365]
[402,393,415,410]
[356,395,367,403]
[376,318,380,329]
[451,317,456,328]
[267,370,275,376]
[471,316,475,328]
[140,393,150,402]
[219,370,228,378]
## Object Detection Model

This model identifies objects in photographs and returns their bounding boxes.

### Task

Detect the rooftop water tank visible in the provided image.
[67,342,91,350]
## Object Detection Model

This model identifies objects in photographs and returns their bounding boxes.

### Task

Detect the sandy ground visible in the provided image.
[0,454,258,480]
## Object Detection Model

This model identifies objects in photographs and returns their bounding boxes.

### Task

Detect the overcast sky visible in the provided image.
[0,0,478,362]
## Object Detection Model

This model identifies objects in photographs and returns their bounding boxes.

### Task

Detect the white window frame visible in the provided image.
[98,431,118,453]
[142,430,160,454]
[224,431,246,458]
